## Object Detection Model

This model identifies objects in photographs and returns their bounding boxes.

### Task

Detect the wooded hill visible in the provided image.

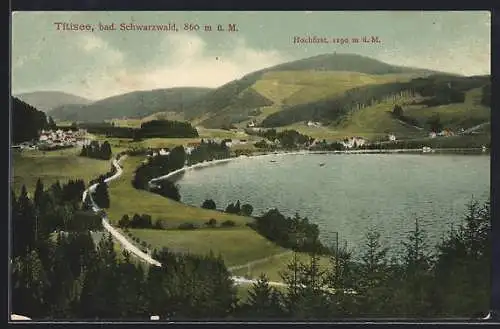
[12,97,53,143]
[50,87,212,122]
[15,91,92,113]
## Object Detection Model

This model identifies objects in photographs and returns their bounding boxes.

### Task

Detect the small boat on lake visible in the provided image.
[319,163,325,167]
[270,160,277,163]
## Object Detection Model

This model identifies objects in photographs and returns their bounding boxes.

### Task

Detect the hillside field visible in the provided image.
[11,147,111,193]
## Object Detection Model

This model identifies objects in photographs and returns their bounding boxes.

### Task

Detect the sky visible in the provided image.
[12,11,491,100]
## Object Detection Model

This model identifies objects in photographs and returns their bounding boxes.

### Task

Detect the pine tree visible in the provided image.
[11,250,49,318]
[93,181,110,209]
[280,252,304,317]
[431,199,491,317]
[245,273,275,318]
[34,179,44,209]
[398,217,433,316]
[48,116,57,129]
[100,141,112,160]
[357,229,391,316]
[14,185,36,257]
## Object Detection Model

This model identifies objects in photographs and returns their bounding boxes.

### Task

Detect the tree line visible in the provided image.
[202,199,329,254]
[11,178,101,261]
[186,139,231,165]
[74,119,198,139]
[133,141,232,201]
[248,208,329,255]
[248,129,313,149]
[80,141,113,160]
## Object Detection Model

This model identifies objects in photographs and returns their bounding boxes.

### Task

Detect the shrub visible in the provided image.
[201,199,217,210]
[241,203,254,217]
[153,219,164,230]
[221,220,236,227]
[141,241,147,248]
[205,218,217,227]
[178,222,197,230]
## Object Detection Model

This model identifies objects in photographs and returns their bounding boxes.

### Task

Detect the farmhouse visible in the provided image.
[341,137,367,149]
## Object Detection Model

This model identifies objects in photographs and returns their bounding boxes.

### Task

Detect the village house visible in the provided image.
[246,120,257,128]
[388,134,396,142]
[306,121,321,128]
[158,148,169,156]
[341,137,367,149]
[438,129,455,137]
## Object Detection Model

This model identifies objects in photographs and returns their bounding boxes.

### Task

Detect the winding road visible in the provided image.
[83,155,288,287]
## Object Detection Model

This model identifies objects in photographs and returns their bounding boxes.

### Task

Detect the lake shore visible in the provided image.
[148,146,488,185]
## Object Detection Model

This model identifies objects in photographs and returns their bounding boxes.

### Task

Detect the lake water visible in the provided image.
[176,153,490,257]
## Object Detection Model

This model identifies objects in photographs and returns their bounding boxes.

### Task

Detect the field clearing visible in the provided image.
[128,227,286,267]
[11,148,111,193]
[107,156,252,227]
[196,127,248,139]
[231,251,333,282]
[339,103,424,136]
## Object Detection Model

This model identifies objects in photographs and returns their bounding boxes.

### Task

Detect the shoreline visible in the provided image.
[148,147,488,185]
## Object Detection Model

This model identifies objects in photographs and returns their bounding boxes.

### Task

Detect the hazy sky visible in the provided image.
[12,11,490,100]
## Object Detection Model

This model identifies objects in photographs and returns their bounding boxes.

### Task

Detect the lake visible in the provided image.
[176,153,490,257]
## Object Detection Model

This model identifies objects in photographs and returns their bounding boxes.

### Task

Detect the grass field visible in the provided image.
[337,101,425,138]
[128,227,286,267]
[11,147,111,193]
[252,71,417,107]
[106,156,253,227]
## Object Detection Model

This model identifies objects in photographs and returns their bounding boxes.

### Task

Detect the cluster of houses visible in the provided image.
[38,129,88,147]
[146,138,253,159]
[13,128,89,150]
[428,129,455,138]
[340,136,367,149]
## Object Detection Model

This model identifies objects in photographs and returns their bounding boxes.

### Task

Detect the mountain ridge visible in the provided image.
[14,91,93,113]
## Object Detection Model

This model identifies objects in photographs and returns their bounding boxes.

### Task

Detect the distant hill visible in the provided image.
[261,53,439,75]
[263,74,490,137]
[186,53,443,128]
[50,87,212,122]
[15,91,93,113]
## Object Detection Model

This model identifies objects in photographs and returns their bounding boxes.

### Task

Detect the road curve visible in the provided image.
[83,155,161,267]
[82,155,287,286]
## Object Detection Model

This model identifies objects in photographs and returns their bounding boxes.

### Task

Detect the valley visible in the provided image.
[11,51,492,321]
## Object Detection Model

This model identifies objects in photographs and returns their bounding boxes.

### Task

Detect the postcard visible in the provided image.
[10,10,492,322]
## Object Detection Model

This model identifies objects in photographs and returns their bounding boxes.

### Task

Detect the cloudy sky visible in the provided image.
[12,11,490,100]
